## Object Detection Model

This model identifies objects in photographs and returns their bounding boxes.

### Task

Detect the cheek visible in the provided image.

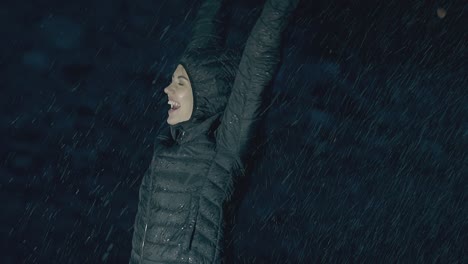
[176,89,188,99]
[182,91,193,103]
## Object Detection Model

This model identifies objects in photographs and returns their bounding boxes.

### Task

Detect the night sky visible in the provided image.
[1,0,467,263]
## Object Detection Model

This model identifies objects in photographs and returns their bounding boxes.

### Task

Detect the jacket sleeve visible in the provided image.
[185,0,229,51]
[216,0,299,161]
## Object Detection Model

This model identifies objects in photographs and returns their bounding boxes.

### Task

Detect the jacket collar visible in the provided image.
[169,113,221,145]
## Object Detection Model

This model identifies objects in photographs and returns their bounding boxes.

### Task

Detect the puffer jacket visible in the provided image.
[129,0,299,263]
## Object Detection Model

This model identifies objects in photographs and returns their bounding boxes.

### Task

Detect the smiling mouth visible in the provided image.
[168,100,181,113]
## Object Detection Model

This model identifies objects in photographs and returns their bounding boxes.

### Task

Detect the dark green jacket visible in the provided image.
[130,0,298,263]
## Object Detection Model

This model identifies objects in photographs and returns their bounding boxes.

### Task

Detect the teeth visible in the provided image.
[168,100,180,108]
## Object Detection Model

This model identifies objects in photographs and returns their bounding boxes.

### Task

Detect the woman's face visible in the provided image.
[164,64,194,125]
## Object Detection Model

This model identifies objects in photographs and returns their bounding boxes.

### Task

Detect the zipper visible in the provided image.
[139,223,148,263]
[177,131,186,144]
[186,194,200,251]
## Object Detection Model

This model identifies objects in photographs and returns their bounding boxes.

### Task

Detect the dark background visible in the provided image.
[1,0,467,263]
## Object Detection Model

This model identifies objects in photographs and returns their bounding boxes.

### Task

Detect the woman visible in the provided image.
[130,0,299,263]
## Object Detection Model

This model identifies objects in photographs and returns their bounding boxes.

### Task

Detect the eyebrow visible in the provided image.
[172,75,189,82]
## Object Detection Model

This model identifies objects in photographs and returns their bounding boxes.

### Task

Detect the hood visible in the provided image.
[169,48,239,144]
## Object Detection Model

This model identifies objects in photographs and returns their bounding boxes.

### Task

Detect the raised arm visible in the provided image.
[185,0,229,52]
[216,0,299,161]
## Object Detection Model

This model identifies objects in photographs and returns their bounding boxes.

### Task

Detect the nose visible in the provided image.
[164,84,173,95]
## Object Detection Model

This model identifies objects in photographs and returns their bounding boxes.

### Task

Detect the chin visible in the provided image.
[167,118,176,125]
